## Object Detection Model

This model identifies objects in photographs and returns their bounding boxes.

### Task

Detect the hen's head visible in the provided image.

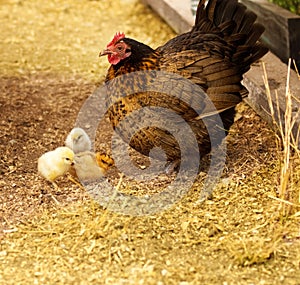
[99,32,154,66]
[99,32,132,65]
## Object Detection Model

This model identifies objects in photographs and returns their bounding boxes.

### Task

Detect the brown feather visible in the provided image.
[101,0,269,167]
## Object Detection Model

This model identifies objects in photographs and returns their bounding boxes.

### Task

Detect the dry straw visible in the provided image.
[263,59,300,216]
[1,1,300,283]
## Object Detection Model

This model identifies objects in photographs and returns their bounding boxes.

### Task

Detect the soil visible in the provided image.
[0,0,299,284]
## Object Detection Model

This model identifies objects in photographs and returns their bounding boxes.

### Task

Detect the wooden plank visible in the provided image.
[140,0,194,33]
[241,0,300,68]
[243,53,300,147]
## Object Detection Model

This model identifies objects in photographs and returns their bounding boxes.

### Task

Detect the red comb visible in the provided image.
[107,32,125,47]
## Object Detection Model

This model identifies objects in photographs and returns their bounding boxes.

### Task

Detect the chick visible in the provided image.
[65,128,115,185]
[65,127,91,153]
[73,151,105,183]
[95,152,115,172]
[38,147,75,188]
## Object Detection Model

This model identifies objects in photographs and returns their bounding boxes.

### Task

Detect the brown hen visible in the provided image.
[99,0,268,171]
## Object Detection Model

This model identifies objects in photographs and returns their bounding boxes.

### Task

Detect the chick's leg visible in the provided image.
[67,174,86,190]
[49,181,60,205]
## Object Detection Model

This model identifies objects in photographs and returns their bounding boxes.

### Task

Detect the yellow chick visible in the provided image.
[38,147,75,188]
[73,151,105,183]
[65,127,92,154]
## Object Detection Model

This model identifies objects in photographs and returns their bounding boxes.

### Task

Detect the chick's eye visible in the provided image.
[65,158,70,161]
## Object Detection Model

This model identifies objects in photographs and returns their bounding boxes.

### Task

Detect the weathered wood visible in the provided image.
[140,0,194,34]
[243,53,300,147]
[241,0,300,69]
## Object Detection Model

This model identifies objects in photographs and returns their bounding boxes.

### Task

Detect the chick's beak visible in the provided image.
[99,49,114,57]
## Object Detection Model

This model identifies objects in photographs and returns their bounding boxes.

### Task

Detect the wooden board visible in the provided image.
[241,0,300,68]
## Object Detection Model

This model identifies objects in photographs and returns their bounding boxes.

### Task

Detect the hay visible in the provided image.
[1,174,300,284]
[0,0,174,81]
[0,0,300,284]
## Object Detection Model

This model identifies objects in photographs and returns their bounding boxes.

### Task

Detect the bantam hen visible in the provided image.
[65,127,92,154]
[38,147,75,188]
[99,0,268,170]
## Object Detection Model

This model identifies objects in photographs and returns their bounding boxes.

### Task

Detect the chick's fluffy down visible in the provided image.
[38,147,75,182]
[73,151,105,182]
[65,128,91,153]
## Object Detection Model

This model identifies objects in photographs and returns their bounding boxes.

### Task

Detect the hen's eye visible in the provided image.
[117,46,123,51]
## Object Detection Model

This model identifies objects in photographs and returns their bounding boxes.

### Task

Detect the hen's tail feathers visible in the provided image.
[193,0,268,68]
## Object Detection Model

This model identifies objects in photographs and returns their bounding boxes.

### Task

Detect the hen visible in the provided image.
[99,0,268,170]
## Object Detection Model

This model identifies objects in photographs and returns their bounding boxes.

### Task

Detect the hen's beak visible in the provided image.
[99,49,113,57]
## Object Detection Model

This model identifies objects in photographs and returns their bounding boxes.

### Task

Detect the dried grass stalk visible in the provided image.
[263,59,300,215]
